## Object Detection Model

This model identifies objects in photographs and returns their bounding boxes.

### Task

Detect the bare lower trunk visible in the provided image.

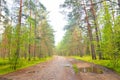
[83,0,96,60]
[90,0,102,59]
[34,12,37,60]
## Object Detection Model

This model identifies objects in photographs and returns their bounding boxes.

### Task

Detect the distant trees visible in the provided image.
[0,0,10,59]
[59,0,97,59]
[59,0,120,66]
[0,0,54,70]
[56,23,83,56]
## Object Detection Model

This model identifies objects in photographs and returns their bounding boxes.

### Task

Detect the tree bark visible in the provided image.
[14,0,22,70]
[83,0,96,60]
[0,0,1,21]
[28,8,32,61]
[118,0,120,8]
[90,0,102,59]
[34,10,37,60]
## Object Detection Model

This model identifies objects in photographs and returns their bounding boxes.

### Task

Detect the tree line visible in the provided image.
[0,0,54,70]
[57,0,120,67]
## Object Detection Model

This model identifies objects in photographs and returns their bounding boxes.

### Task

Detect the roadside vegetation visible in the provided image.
[72,56,120,74]
[0,57,52,75]
[72,64,79,74]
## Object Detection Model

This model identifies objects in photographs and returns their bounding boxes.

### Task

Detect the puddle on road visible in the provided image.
[27,70,39,73]
[64,64,72,67]
[79,66,103,74]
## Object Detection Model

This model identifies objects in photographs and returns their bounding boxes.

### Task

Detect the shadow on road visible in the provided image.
[0,77,11,80]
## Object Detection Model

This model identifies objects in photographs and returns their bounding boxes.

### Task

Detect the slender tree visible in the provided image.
[83,0,96,59]
[90,0,102,59]
[13,0,22,70]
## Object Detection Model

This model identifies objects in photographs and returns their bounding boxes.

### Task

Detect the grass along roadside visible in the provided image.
[71,56,120,74]
[0,57,52,75]
[72,64,79,73]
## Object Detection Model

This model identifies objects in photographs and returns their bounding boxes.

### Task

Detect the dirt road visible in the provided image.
[0,56,120,80]
[0,56,78,80]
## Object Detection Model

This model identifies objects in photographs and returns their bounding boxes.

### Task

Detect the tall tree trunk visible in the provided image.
[117,0,120,14]
[28,9,32,61]
[0,0,1,20]
[14,0,22,70]
[90,0,102,59]
[8,35,11,60]
[83,0,96,60]
[34,11,37,60]
[118,0,120,8]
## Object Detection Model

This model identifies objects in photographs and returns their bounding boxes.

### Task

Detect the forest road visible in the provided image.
[0,56,79,80]
[0,56,120,80]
